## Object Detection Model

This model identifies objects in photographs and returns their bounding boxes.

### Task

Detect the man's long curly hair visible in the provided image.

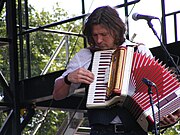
[83,6,126,47]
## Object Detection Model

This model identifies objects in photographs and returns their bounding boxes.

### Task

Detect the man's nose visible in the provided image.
[97,35,103,43]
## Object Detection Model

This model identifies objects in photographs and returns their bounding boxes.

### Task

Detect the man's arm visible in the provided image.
[53,77,70,100]
[53,67,94,100]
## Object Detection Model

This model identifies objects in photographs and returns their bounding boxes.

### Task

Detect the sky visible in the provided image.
[28,0,180,49]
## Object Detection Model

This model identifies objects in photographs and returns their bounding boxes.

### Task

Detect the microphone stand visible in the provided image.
[147,85,159,135]
[147,19,180,75]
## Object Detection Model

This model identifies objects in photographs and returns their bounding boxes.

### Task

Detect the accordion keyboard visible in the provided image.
[86,50,114,108]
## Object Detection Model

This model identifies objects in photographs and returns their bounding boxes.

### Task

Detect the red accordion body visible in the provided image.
[125,48,180,131]
[86,46,180,131]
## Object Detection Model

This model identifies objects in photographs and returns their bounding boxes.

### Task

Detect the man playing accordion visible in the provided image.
[53,6,180,135]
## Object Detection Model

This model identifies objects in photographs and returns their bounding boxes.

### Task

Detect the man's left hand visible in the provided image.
[160,109,180,127]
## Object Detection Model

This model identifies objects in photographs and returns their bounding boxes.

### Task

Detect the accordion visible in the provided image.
[86,46,180,131]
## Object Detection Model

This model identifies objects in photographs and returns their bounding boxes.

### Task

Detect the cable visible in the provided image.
[65,0,95,68]
[127,4,136,18]
[30,99,53,135]
[123,3,136,39]
[61,93,86,135]
[31,1,95,134]
[58,1,97,134]
[154,86,161,134]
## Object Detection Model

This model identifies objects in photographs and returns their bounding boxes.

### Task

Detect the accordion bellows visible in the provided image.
[125,49,180,131]
[86,46,180,131]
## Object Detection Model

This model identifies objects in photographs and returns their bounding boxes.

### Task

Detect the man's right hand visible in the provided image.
[68,67,94,84]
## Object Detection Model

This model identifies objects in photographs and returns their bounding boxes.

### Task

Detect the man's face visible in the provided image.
[92,24,116,50]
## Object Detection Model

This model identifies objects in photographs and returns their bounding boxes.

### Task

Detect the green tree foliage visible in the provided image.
[162,122,180,135]
[0,5,10,82]
[26,3,84,77]
[22,109,67,135]
[148,121,180,135]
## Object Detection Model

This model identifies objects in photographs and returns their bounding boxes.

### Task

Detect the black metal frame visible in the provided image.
[0,0,179,134]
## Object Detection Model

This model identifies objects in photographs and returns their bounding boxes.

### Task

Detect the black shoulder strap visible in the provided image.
[134,45,138,52]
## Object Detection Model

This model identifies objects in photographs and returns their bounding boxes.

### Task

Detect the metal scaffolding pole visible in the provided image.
[6,0,21,134]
